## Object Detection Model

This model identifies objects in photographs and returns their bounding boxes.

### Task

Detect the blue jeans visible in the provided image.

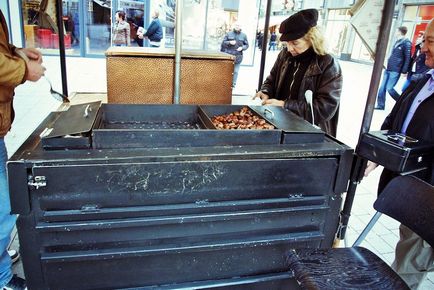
[233,63,241,87]
[376,70,400,108]
[0,138,15,287]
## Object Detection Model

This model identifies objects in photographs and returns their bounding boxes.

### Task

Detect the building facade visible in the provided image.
[2,0,434,64]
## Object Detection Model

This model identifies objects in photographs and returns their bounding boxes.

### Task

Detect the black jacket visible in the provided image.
[221,30,249,64]
[378,75,434,192]
[386,38,411,73]
[260,49,342,136]
[408,43,430,77]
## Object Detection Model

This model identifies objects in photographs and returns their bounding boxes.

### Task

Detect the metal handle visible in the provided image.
[263,108,275,120]
[387,133,418,144]
[84,105,92,118]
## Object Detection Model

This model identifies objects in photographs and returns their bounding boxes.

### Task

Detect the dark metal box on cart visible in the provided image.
[358,130,434,173]
[8,102,353,290]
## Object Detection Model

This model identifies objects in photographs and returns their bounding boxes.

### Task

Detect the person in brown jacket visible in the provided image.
[254,9,342,136]
[0,9,45,290]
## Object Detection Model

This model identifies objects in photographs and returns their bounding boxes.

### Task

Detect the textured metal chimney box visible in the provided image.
[8,103,352,289]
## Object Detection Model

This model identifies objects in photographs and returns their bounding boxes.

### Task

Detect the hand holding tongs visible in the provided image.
[15,48,69,103]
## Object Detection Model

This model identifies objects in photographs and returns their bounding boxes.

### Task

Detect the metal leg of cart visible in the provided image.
[352,211,382,247]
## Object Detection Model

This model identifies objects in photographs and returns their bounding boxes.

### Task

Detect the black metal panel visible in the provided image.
[36,104,327,150]
[16,215,45,289]
[249,106,325,144]
[92,104,283,148]
[37,206,325,247]
[40,239,310,290]
[40,196,325,222]
[7,103,353,289]
[100,103,201,124]
[6,162,30,214]
[200,105,324,144]
[30,158,337,210]
[93,129,282,148]
[130,272,298,290]
[358,130,434,173]
[326,135,354,193]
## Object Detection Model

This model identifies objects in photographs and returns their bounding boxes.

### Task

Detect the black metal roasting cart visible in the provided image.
[8,102,353,289]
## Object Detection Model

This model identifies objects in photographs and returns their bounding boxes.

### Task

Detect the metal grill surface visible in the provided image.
[105,121,202,130]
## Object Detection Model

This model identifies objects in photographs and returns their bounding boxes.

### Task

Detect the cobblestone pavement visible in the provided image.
[7,49,434,288]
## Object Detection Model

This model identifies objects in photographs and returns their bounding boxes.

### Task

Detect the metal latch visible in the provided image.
[28,176,47,189]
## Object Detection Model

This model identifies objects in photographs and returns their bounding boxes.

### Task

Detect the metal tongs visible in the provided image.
[43,76,70,103]
[15,49,69,103]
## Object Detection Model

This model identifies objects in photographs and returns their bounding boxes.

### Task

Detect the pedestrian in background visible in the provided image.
[375,26,411,110]
[1,9,45,290]
[256,30,263,50]
[254,9,342,137]
[402,31,430,91]
[220,22,249,88]
[137,10,163,48]
[112,10,130,47]
[268,31,277,51]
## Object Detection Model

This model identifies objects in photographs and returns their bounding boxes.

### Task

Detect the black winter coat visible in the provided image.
[221,30,249,64]
[378,74,434,193]
[260,50,342,136]
[386,38,411,73]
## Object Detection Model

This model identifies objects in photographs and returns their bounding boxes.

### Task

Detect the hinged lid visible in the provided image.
[41,101,101,139]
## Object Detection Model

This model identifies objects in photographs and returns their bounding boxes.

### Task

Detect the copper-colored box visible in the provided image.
[105,47,234,104]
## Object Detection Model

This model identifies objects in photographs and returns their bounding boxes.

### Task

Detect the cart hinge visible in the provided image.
[28,176,47,189]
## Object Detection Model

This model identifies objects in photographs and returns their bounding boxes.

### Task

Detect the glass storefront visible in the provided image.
[116,0,145,47]
[324,9,349,57]
[85,0,111,54]
[18,0,431,64]
[19,0,260,61]
[21,0,68,54]
[63,0,80,54]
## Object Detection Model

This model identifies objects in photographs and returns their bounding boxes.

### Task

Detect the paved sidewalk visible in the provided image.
[7,52,434,288]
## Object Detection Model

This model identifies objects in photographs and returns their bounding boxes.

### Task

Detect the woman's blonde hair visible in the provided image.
[303,27,327,56]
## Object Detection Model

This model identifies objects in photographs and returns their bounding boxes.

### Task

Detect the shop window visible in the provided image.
[403,5,417,21]
[324,9,350,57]
[21,0,79,55]
[419,5,434,21]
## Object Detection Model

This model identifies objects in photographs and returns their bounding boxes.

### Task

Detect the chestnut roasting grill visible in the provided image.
[8,102,353,289]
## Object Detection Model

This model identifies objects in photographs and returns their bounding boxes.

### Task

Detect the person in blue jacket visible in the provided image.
[221,22,249,88]
[375,26,412,110]
[137,10,163,47]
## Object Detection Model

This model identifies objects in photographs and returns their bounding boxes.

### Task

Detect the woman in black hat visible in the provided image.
[254,9,342,136]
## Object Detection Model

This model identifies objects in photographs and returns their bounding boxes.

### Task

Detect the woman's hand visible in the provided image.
[364,161,378,177]
[262,99,285,107]
[253,91,269,102]
[252,92,284,107]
